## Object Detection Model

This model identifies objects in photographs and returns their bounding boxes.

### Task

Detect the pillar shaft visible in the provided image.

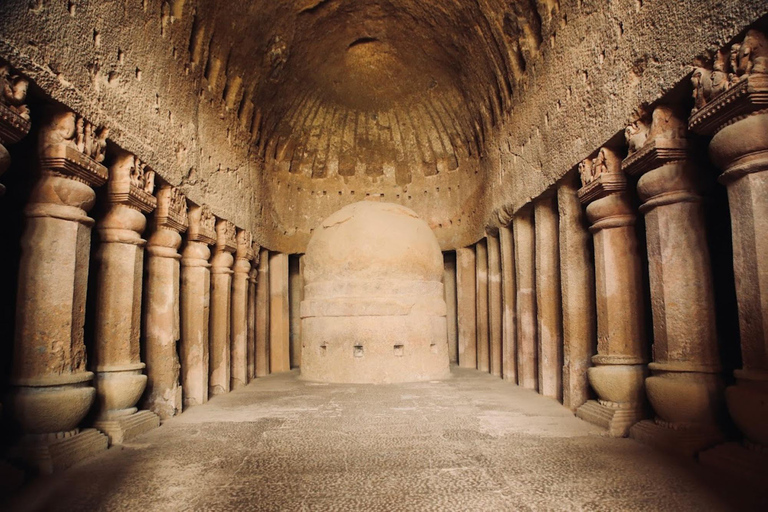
[91,152,159,443]
[534,195,563,400]
[499,225,517,382]
[143,186,188,420]
[443,252,459,364]
[513,206,538,390]
[247,263,258,382]
[180,205,216,408]
[455,247,477,368]
[289,255,303,369]
[576,148,647,437]
[209,219,236,396]
[269,252,291,373]
[231,229,255,390]
[255,248,271,376]
[487,234,503,377]
[558,173,596,411]
[8,108,108,473]
[475,240,490,372]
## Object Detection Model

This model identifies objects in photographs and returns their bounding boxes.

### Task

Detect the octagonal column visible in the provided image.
[8,107,109,473]
[535,194,563,400]
[558,174,596,411]
[487,233,503,378]
[575,148,648,437]
[91,152,159,444]
[475,239,490,372]
[142,185,188,420]
[247,259,258,382]
[499,225,517,382]
[624,106,724,455]
[689,30,768,473]
[513,205,538,390]
[255,248,271,377]
[180,204,216,408]
[269,252,291,373]
[0,63,31,196]
[209,219,236,396]
[455,247,477,368]
[231,229,255,390]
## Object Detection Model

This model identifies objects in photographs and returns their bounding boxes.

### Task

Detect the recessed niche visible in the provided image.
[354,345,364,358]
[394,345,404,357]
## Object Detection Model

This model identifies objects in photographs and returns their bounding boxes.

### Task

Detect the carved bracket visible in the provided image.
[107,153,157,213]
[187,204,217,245]
[155,185,188,232]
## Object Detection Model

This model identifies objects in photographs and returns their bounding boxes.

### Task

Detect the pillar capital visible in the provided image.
[577,147,627,205]
[153,185,188,234]
[38,106,108,188]
[236,229,256,262]
[214,218,237,254]
[0,62,31,147]
[623,106,689,177]
[106,151,157,213]
[187,204,217,245]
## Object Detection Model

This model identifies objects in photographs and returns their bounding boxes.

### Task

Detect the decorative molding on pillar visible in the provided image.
[689,29,768,137]
[187,204,217,245]
[215,218,237,254]
[0,62,31,147]
[107,152,157,213]
[154,185,189,233]
[236,229,256,263]
[623,107,689,177]
[577,148,627,205]
[38,108,108,187]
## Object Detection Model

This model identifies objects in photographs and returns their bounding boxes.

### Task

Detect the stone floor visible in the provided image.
[5,368,766,511]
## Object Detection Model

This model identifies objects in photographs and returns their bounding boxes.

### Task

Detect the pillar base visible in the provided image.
[699,442,768,482]
[12,428,108,474]
[576,399,644,437]
[94,410,160,445]
[629,419,723,457]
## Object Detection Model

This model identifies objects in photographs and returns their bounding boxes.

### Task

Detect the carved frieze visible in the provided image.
[577,147,626,205]
[107,152,157,213]
[155,185,188,232]
[187,204,217,245]
[0,62,31,146]
[623,106,689,177]
[689,29,768,136]
[215,218,237,253]
[38,107,109,187]
[236,229,256,261]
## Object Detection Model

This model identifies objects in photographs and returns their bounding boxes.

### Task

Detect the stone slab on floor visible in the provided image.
[3,368,767,511]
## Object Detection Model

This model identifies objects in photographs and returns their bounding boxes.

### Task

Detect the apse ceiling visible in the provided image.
[199,0,553,184]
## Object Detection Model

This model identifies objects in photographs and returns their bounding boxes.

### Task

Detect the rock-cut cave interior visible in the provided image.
[0,1,767,510]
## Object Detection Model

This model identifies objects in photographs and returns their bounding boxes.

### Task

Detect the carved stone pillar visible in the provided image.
[690,30,768,472]
[443,252,459,364]
[535,194,563,400]
[558,173,596,411]
[91,152,159,444]
[231,229,255,390]
[575,148,648,437]
[255,248,270,377]
[0,63,31,195]
[289,255,303,369]
[455,247,477,369]
[247,258,258,382]
[499,225,517,382]
[7,107,109,473]
[269,252,291,373]
[513,206,538,390]
[487,233,503,378]
[209,219,236,396]
[475,240,490,372]
[180,204,216,408]
[142,185,188,420]
[623,106,724,455]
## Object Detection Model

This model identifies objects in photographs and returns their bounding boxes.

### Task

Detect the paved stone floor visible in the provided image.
[5,368,767,511]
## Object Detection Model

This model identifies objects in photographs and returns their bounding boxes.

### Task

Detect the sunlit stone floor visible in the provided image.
[5,368,766,511]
